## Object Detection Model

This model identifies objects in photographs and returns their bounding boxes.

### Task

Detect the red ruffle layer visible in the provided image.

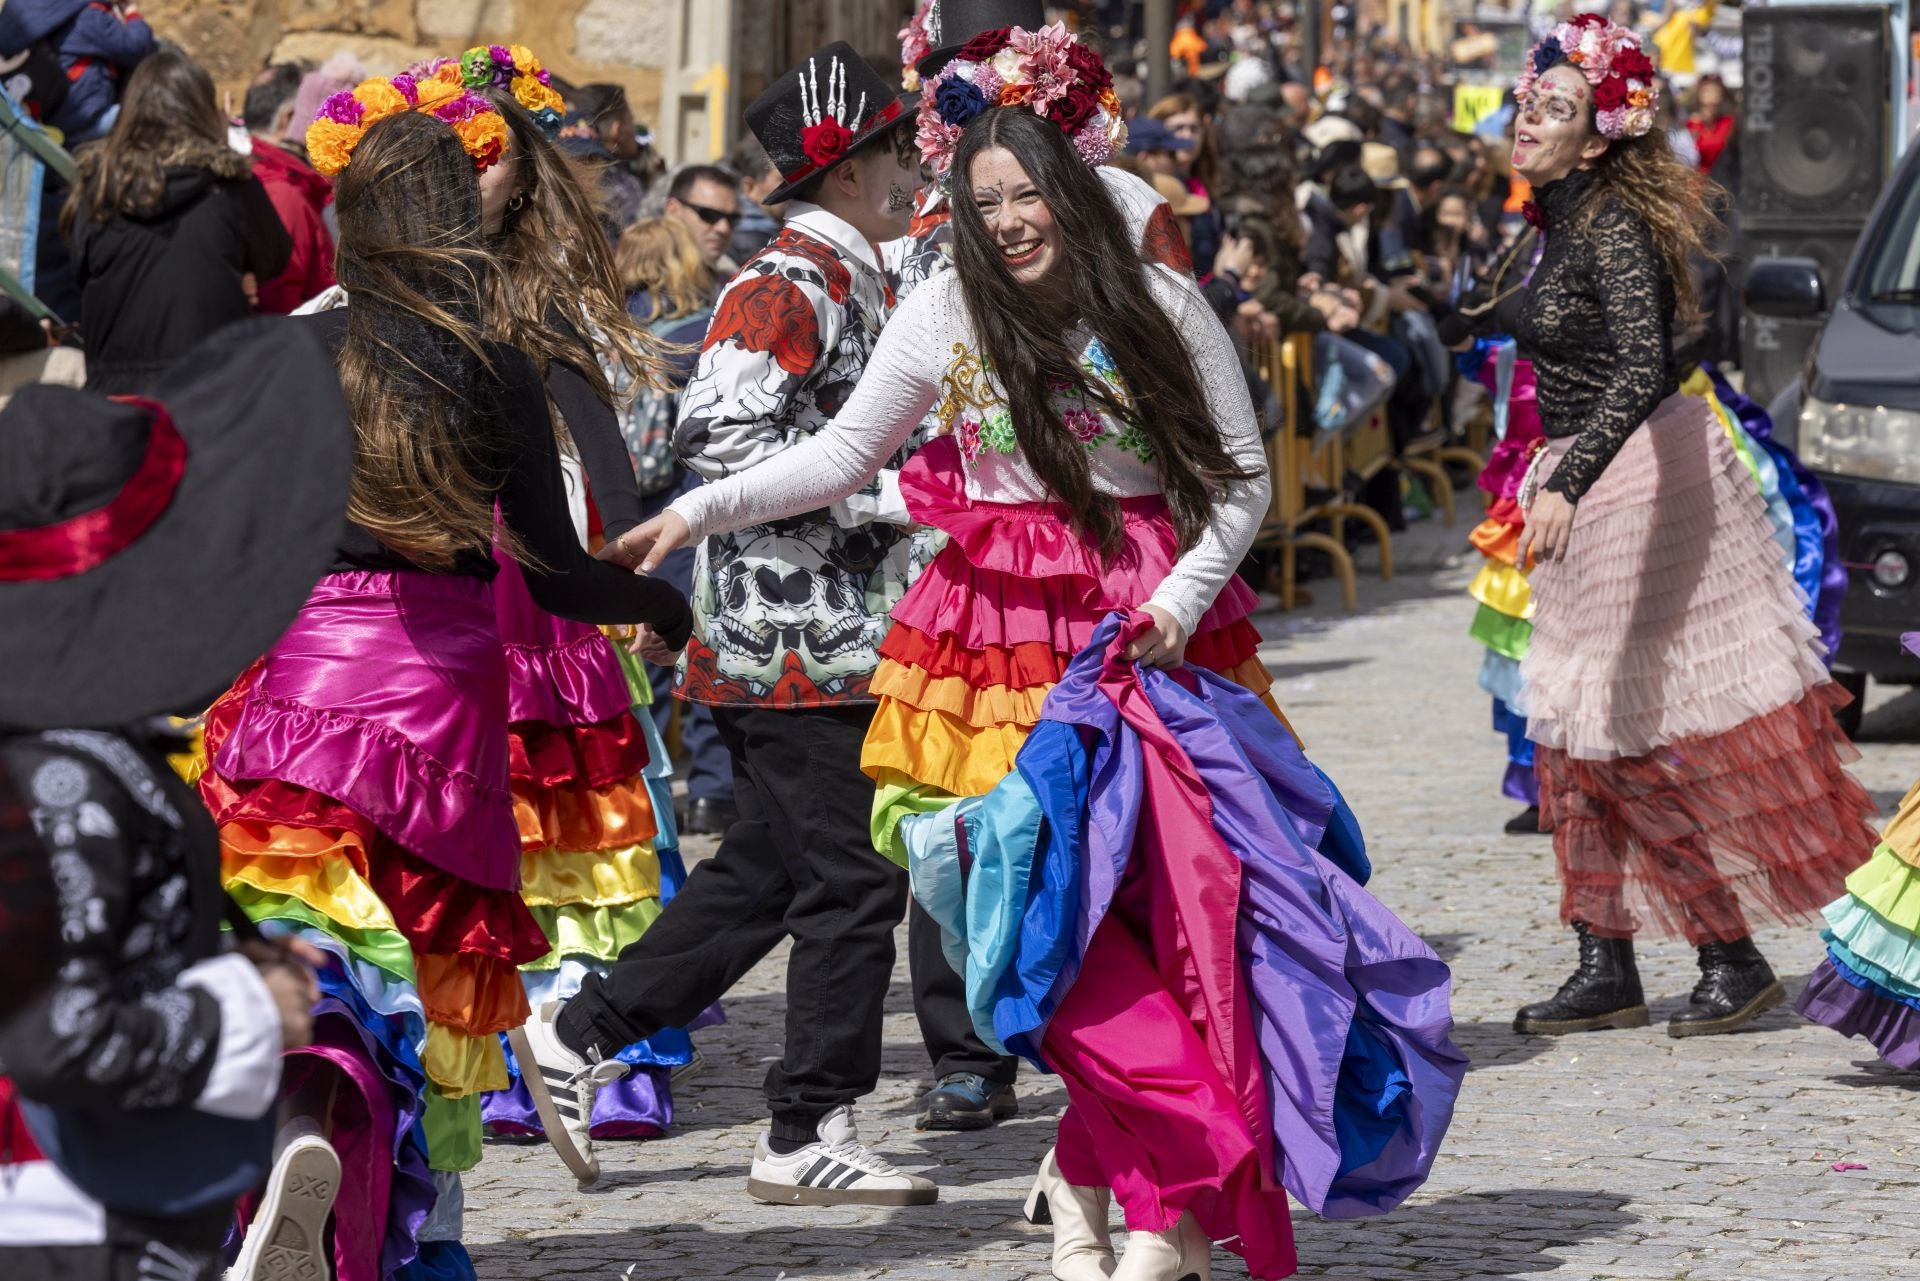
[508,713,649,790]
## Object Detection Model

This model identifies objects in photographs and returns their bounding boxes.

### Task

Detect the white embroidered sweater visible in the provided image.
[669,261,1271,636]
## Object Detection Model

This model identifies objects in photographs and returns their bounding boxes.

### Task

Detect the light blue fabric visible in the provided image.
[1478,649,1525,707]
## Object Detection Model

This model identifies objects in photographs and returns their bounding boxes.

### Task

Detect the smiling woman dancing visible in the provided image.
[609,90,1463,1281]
[1449,16,1875,1038]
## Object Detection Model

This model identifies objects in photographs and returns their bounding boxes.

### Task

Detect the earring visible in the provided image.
[507,191,528,214]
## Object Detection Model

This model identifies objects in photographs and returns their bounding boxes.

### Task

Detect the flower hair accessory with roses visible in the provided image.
[408,44,566,139]
[1516,14,1660,141]
[897,0,935,92]
[915,21,1127,179]
[307,75,509,178]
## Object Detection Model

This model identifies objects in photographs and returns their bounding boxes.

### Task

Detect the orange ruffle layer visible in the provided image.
[511,774,658,853]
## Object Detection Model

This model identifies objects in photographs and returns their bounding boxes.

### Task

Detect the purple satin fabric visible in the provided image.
[1796,958,1920,1070]
[481,1065,672,1138]
[492,549,635,728]
[1139,661,1467,1218]
[287,1000,435,1281]
[212,571,522,890]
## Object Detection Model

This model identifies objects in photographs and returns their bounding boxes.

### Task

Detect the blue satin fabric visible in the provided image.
[909,612,1464,1218]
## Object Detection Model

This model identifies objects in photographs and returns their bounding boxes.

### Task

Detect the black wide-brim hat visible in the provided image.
[0,319,352,729]
[919,0,1046,78]
[750,40,920,205]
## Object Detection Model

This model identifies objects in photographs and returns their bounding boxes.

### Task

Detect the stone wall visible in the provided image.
[145,0,664,140]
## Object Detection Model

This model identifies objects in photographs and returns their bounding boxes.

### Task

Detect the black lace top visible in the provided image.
[1507,168,1679,502]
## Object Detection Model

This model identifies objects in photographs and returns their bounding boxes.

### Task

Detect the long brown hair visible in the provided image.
[948,107,1258,558]
[333,112,518,569]
[1555,61,1721,326]
[481,93,666,406]
[60,47,236,239]
[616,216,715,322]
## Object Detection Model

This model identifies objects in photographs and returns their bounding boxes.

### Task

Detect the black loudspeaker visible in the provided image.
[1738,218,1863,407]
[1739,7,1889,221]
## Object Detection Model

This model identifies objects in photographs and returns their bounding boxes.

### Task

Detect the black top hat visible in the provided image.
[0,319,352,729]
[920,0,1046,77]
[748,42,920,206]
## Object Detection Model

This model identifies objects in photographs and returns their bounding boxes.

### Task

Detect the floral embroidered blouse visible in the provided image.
[669,262,1270,636]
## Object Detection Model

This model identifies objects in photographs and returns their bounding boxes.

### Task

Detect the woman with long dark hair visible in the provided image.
[391,46,706,1158]
[1452,16,1874,1039]
[611,102,1461,1281]
[62,47,290,393]
[198,93,689,1281]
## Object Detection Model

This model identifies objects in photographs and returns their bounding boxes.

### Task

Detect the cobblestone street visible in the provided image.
[466,527,1920,1281]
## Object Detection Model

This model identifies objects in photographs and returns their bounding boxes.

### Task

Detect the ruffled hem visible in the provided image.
[512,774,658,853]
[1470,605,1532,662]
[1468,561,1532,620]
[482,1066,671,1140]
[523,898,665,968]
[414,952,532,1037]
[519,842,661,907]
[209,680,521,892]
[878,618,1265,690]
[1469,515,1523,567]
[423,1024,510,1098]
[1841,844,1920,940]
[509,714,649,790]
[1796,956,1920,1070]
[1877,777,1920,867]
[1539,688,1877,943]
[494,548,638,728]
[870,663,1052,729]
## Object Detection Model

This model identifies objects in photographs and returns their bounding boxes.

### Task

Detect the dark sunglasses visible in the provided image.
[679,200,739,227]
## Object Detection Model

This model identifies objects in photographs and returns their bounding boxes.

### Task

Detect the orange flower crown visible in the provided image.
[306,73,510,179]
[410,43,567,139]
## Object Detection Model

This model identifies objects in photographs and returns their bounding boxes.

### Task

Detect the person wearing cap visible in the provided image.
[0,320,350,1281]
[518,41,940,1209]
[1124,115,1194,182]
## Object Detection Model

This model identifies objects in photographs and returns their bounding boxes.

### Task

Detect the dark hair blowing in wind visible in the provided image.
[333,111,521,569]
[947,107,1257,557]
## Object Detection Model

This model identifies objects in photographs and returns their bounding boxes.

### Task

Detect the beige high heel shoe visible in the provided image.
[1111,1211,1212,1281]
[1023,1147,1116,1281]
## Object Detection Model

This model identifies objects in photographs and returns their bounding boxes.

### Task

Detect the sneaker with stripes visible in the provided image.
[507,1000,629,1189]
[745,1106,938,1206]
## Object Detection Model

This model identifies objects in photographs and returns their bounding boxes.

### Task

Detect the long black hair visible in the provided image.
[947,107,1257,557]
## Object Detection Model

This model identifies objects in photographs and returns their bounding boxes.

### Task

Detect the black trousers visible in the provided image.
[560,702,907,1142]
[909,898,1019,1087]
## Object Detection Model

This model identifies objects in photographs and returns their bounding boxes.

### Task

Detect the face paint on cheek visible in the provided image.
[886,182,914,213]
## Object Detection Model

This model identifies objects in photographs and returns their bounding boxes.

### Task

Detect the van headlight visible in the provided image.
[1799,397,1920,484]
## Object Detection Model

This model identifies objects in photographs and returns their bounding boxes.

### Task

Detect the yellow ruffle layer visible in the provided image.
[862,701,1030,798]
[423,1021,509,1097]
[1468,561,1533,621]
[1880,777,1920,868]
[222,843,397,937]
[518,841,661,907]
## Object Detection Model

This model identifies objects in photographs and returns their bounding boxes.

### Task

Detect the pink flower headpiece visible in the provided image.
[914,21,1127,179]
[1516,14,1659,141]
[898,0,935,91]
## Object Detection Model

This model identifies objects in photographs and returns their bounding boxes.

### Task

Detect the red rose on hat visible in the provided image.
[1593,74,1628,110]
[1049,82,1101,134]
[1613,47,1655,80]
[957,27,1014,62]
[801,119,853,169]
[1064,40,1114,92]
[1568,13,1609,28]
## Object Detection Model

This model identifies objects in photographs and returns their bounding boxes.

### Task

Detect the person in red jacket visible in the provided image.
[240,63,335,313]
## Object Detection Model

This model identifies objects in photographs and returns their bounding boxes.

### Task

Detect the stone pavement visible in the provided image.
[466,522,1920,1281]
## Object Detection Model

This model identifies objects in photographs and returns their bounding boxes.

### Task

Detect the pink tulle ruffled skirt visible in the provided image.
[1522,394,1876,942]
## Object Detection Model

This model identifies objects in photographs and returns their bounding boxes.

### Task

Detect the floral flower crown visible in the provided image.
[307,75,509,178]
[411,44,567,138]
[898,0,935,92]
[916,22,1127,179]
[1516,14,1659,141]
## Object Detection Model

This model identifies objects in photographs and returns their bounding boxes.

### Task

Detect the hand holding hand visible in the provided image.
[1518,488,1576,566]
[598,510,691,575]
[1124,604,1188,670]
[630,623,679,666]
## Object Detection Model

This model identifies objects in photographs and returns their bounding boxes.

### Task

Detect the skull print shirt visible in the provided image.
[672,205,914,708]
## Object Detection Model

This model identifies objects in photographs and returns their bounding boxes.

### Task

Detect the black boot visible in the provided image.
[1504,805,1547,836]
[1667,937,1785,1038]
[1513,922,1649,1035]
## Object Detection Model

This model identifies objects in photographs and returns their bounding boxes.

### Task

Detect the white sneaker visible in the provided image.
[507,1000,629,1188]
[226,1118,339,1281]
[746,1106,938,1207]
